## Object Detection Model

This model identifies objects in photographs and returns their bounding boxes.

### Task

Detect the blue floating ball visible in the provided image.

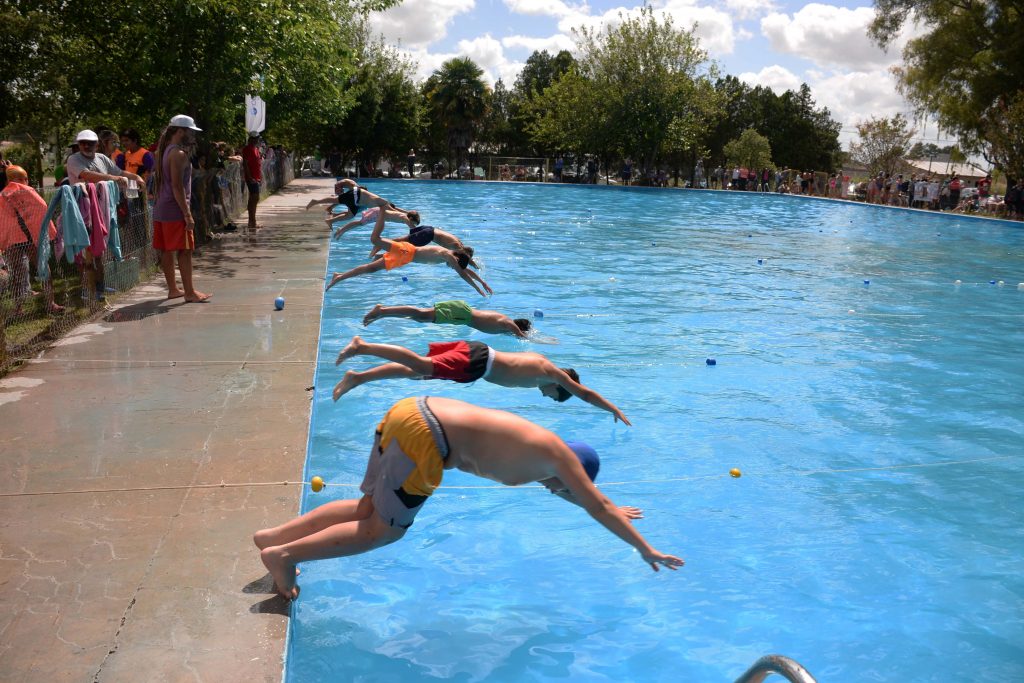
[706,358,717,366]
[863,279,870,285]
[651,242,656,246]
[402,276,408,282]
[534,309,544,319]
[274,297,285,310]
[757,259,763,265]
[990,280,996,285]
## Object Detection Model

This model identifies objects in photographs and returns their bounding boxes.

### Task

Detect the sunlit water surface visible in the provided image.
[286,181,1024,682]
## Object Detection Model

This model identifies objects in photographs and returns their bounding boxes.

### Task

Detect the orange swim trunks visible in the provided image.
[153,220,194,251]
[383,240,416,270]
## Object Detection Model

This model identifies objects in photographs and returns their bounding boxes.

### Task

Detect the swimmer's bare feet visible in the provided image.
[325,272,345,291]
[261,547,299,600]
[335,336,364,365]
[333,370,361,401]
[363,305,383,326]
[167,288,185,300]
[185,291,212,303]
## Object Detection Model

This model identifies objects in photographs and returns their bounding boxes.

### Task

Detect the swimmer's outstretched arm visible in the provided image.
[499,318,528,339]
[448,257,490,296]
[553,456,681,572]
[464,268,493,295]
[546,366,632,426]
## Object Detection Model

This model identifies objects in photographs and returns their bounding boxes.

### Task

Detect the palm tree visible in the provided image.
[424,58,489,174]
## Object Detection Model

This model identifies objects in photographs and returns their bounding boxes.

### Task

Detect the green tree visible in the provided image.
[0,0,395,149]
[723,129,773,171]
[526,68,610,169]
[869,0,1024,177]
[321,35,421,171]
[422,57,490,172]
[707,78,840,172]
[478,79,516,154]
[849,114,915,176]
[508,50,578,156]
[573,7,715,175]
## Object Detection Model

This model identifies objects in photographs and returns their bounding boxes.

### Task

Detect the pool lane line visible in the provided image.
[1,454,1014,498]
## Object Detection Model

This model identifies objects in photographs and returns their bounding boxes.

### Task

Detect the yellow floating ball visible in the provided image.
[729,468,742,478]
[310,476,324,492]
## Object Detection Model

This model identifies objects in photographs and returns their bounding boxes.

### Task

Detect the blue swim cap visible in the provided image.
[564,440,600,482]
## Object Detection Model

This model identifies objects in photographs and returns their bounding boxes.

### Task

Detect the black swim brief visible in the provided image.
[337,188,360,214]
[408,225,436,247]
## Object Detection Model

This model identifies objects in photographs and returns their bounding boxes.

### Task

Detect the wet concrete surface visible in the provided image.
[0,178,336,682]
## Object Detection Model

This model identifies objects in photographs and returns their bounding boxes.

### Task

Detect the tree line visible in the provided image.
[1,4,844,184]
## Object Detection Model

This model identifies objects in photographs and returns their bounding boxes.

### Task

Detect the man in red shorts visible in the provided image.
[331,335,631,425]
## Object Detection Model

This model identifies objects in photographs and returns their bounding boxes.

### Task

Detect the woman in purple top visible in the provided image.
[152,115,210,302]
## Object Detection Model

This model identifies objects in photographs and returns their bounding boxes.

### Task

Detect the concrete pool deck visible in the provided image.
[0,178,337,682]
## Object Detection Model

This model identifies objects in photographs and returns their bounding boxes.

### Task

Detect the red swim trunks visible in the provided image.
[153,220,194,251]
[427,341,491,383]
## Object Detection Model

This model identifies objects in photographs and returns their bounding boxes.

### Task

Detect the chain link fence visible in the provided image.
[0,153,293,376]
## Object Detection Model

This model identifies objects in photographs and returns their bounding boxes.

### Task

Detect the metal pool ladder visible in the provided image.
[734,654,817,683]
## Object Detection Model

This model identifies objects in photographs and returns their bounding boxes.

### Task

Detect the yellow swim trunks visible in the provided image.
[383,240,416,271]
[360,397,450,528]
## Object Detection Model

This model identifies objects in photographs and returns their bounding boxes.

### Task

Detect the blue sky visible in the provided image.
[369,0,959,148]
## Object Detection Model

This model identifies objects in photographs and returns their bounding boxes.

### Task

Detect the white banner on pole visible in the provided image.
[245,95,266,133]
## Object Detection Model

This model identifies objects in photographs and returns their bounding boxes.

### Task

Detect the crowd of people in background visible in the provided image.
[0,117,298,320]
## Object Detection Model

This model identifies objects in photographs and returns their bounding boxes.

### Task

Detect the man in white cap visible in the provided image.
[242,131,263,232]
[66,129,144,187]
[151,114,210,302]
[64,130,146,302]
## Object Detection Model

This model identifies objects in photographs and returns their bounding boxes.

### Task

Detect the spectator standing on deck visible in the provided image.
[242,132,263,231]
[152,114,211,303]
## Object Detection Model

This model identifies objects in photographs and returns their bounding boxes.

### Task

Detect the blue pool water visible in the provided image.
[288,181,1024,682]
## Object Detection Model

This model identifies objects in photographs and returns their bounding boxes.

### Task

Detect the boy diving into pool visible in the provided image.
[254,396,681,599]
[305,178,411,219]
[332,335,631,425]
[367,224,478,267]
[329,205,419,235]
[325,200,493,297]
[362,301,531,339]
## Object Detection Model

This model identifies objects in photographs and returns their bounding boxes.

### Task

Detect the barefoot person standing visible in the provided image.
[152,115,211,302]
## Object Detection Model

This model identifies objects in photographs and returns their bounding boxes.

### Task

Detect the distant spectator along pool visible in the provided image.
[286,180,1023,682]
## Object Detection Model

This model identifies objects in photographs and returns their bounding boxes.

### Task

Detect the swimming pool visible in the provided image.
[289,181,1024,681]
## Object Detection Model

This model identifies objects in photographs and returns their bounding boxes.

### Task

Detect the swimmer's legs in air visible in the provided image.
[255,495,405,599]
[363,304,435,326]
[326,259,387,290]
[333,363,420,400]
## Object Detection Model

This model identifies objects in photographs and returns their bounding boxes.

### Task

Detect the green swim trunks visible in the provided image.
[434,300,473,325]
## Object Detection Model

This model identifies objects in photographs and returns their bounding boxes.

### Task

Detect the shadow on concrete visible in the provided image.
[103,299,177,323]
[249,595,292,617]
[243,572,276,594]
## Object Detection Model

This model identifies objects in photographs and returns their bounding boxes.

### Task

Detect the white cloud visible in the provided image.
[738,65,803,94]
[397,39,520,87]
[760,3,905,70]
[368,0,476,49]
[809,69,907,123]
[457,35,505,70]
[502,34,576,54]
[557,1,741,56]
[722,0,779,21]
[504,0,583,19]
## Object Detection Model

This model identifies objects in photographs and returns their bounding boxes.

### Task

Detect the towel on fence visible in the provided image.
[96,181,122,261]
[85,182,107,258]
[36,185,90,280]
